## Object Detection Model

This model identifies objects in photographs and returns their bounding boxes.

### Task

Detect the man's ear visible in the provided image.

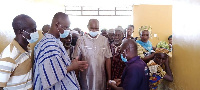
[87,25,90,30]
[19,29,23,34]
[55,22,59,27]
[124,48,129,56]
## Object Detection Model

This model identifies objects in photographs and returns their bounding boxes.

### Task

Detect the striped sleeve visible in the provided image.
[38,44,68,89]
[0,57,15,87]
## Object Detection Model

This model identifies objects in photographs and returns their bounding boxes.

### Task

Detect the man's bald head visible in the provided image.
[52,12,69,24]
[49,12,70,38]
[12,14,36,34]
[88,19,99,26]
[120,39,138,60]
[87,19,99,32]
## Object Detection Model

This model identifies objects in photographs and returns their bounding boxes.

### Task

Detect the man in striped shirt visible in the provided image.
[0,14,38,90]
[33,12,88,90]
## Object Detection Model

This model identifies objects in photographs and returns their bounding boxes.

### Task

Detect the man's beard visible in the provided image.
[64,44,71,48]
[71,39,77,46]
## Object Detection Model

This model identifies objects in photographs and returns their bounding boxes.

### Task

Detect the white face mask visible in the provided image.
[22,30,39,43]
[58,25,70,38]
[89,31,100,37]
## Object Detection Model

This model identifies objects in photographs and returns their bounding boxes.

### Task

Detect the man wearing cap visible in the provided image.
[111,27,126,80]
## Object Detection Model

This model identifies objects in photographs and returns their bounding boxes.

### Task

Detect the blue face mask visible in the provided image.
[60,30,70,38]
[121,54,128,62]
[23,30,39,43]
[89,31,99,37]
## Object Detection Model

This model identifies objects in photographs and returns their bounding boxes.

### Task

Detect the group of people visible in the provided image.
[0,12,173,90]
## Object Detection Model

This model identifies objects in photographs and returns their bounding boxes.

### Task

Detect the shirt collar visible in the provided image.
[45,33,56,39]
[12,39,29,54]
[87,34,100,39]
[127,56,140,65]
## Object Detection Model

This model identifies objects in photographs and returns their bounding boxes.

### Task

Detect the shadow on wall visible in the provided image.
[0,30,15,52]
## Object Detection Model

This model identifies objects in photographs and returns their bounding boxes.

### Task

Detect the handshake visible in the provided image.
[67,56,88,72]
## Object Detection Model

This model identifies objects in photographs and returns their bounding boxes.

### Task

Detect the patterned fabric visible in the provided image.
[155,48,169,54]
[149,74,163,90]
[156,41,170,51]
[137,43,147,58]
[136,40,153,53]
[64,45,74,60]
[110,45,126,80]
[0,40,32,90]
[73,34,112,90]
[147,60,166,90]
[33,33,79,90]
[138,26,152,35]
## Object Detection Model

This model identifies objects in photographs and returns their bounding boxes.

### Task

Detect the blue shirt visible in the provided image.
[136,40,153,52]
[121,56,149,90]
[33,34,80,90]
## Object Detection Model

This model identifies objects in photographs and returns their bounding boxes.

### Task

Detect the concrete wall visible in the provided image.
[171,1,200,89]
[133,5,172,46]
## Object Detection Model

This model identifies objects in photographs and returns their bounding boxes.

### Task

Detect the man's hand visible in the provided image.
[67,57,88,72]
[114,79,121,86]
[108,80,124,90]
[108,80,117,88]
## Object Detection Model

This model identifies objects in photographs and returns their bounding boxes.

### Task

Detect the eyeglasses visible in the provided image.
[22,28,36,34]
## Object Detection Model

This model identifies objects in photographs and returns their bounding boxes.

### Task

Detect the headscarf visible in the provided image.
[137,26,153,52]
[155,48,169,54]
[156,41,170,50]
[138,26,152,35]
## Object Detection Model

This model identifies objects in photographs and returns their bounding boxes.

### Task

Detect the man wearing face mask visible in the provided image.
[60,32,73,60]
[0,14,38,90]
[73,19,112,90]
[33,12,88,90]
[108,39,149,90]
